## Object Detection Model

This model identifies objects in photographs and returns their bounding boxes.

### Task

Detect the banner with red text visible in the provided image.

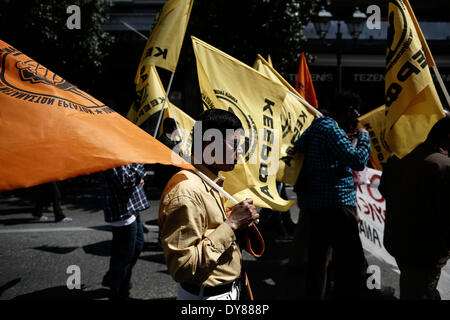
[356,168,398,270]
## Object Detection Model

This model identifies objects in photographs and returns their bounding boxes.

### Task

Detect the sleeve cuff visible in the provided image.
[358,131,370,144]
[206,222,236,253]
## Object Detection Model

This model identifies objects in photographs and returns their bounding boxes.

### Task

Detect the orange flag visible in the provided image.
[295,52,318,109]
[0,40,193,191]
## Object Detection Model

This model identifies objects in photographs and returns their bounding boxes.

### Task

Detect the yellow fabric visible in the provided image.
[358,105,392,170]
[384,0,445,158]
[158,166,241,286]
[135,0,193,79]
[192,37,294,212]
[253,55,316,184]
[127,65,177,127]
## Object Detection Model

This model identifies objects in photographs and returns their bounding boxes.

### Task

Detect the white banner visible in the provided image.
[356,168,399,272]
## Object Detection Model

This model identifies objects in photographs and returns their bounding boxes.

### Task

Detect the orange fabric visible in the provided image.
[0,40,193,191]
[295,53,318,109]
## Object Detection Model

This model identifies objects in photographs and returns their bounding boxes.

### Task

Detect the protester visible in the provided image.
[32,181,72,223]
[154,117,182,192]
[158,109,259,300]
[158,117,181,150]
[379,111,450,300]
[292,91,372,299]
[100,163,149,301]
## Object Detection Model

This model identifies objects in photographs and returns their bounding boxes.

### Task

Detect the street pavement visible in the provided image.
[0,179,448,301]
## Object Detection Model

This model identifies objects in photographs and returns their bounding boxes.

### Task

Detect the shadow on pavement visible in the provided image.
[32,245,79,255]
[82,240,164,259]
[0,278,21,298]
[140,253,166,265]
[143,242,163,252]
[144,219,158,226]
[0,217,53,226]
[0,207,35,215]
[12,285,110,300]
[82,240,111,257]
[244,237,299,300]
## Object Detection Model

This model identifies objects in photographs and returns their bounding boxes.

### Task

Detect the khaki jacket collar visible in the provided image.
[193,163,225,192]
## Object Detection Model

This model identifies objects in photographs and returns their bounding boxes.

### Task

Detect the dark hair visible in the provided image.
[162,117,177,133]
[333,91,362,115]
[191,109,243,152]
[197,109,242,133]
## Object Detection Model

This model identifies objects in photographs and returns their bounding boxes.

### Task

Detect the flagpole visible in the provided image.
[194,168,259,224]
[153,72,175,137]
[432,66,450,108]
[119,21,183,135]
[120,20,148,41]
[288,90,323,117]
[194,168,238,205]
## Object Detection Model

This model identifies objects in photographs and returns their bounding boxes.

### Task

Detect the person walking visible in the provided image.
[32,181,72,223]
[100,163,149,301]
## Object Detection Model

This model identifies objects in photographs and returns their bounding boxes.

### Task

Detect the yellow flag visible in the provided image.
[253,55,316,185]
[127,65,177,127]
[384,0,445,158]
[192,37,294,212]
[358,105,392,170]
[135,0,193,81]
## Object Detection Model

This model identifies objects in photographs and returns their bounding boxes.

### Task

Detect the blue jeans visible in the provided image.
[109,215,144,299]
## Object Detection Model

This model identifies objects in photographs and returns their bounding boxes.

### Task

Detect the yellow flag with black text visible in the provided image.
[253,55,316,185]
[358,105,392,170]
[127,65,177,127]
[192,37,294,211]
[384,0,445,158]
[135,0,193,82]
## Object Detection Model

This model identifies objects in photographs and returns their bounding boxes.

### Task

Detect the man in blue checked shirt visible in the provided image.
[293,91,371,300]
[100,163,149,301]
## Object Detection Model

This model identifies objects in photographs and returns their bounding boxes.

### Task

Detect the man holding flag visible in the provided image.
[158,109,259,300]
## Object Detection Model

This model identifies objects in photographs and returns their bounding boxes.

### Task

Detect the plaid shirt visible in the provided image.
[101,163,149,223]
[294,116,371,209]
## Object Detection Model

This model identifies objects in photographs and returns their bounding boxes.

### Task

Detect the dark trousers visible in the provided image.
[109,215,144,300]
[32,182,65,220]
[396,255,450,300]
[305,205,368,300]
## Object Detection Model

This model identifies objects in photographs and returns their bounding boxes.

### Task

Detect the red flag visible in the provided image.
[0,40,194,191]
[295,53,318,108]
